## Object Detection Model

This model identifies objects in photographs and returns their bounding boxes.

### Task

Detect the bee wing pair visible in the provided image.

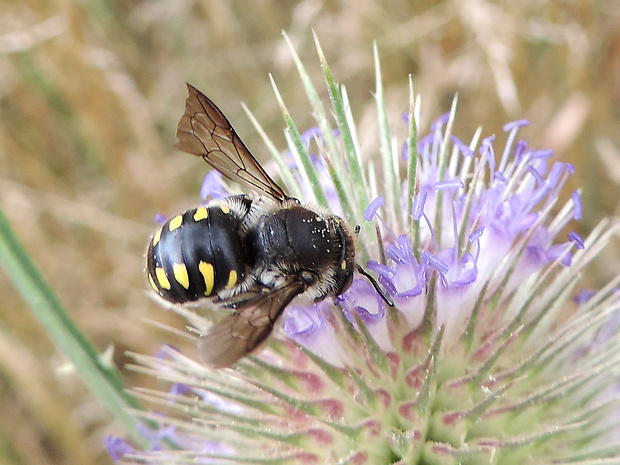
[176,84,289,203]
[197,279,305,368]
[176,84,302,368]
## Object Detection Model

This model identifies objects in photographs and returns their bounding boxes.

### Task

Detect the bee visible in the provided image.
[146,84,390,368]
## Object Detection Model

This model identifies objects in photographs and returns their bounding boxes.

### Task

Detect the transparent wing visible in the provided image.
[176,83,289,203]
[198,279,305,368]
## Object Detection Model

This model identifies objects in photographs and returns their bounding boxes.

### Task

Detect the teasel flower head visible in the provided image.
[108,38,620,464]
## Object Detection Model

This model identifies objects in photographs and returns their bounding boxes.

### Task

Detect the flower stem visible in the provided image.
[0,203,148,447]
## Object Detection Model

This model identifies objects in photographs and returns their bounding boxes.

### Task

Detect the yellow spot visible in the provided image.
[169,215,183,231]
[155,267,171,290]
[193,207,208,221]
[220,205,230,214]
[226,270,238,289]
[152,227,162,246]
[148,273,159,293]
[341,260,347,270]
[173,263,190,289]
[199,261,214,295]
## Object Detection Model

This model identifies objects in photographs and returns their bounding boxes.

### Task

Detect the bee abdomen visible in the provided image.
[146,204,248,303]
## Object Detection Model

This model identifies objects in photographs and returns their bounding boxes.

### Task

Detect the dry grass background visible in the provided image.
[0,1,619,464]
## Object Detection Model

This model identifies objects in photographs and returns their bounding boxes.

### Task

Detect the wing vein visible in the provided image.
[176,84,289,203]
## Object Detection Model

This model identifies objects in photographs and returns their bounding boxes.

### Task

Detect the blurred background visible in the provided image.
[0,1,619,463]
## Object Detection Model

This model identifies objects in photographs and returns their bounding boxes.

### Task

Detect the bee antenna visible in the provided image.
[356,264,394,307]
[354,224,361,235]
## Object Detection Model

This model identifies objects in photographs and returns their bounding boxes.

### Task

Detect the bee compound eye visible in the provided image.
[299,270,316,286]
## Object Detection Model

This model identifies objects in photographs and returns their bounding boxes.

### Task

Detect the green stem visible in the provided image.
[0,204,148,447]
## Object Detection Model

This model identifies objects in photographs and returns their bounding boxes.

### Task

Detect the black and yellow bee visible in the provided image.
[147,84,389,368]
